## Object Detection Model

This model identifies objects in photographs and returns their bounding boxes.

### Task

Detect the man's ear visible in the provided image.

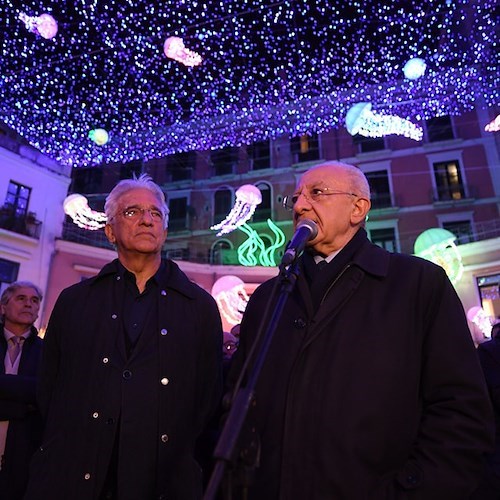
[104,223,116,244]
[351,197,371,225]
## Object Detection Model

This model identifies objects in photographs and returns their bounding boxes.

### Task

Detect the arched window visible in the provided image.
[210,239,232,265]
[253,182,271,222]
[213,187,232,224]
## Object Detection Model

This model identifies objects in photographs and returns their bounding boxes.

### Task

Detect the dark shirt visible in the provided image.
[116,261,160,355]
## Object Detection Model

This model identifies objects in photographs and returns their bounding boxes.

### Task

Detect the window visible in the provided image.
[167,151,195,182]
[477,274,500,321]
[168,197,188,231]
[353,134,385,153]
[71,168,103,194]
[433,160,465,201]
[120,160,143,180]
[442,220,474,244]
[249,140,271,170]
[365,170,392,209]
[0,258,19,296]
[426,115,454,142]
[211,147,238,176]
[369,228,397,252]
[210,240,232,265]
[5,181,31,217]
[214,188,232,224]
[252,183,271,222]
[291,133,320,163]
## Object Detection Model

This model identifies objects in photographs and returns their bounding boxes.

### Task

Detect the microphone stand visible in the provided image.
[203,259,301,500]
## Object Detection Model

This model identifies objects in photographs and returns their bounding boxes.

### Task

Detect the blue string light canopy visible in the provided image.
[1,0,497,167]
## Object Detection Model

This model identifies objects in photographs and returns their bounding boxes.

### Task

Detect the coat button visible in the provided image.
[160,328,168,336]
[106,418,115,425]
[161,290,167,296]
[293,318,307,329]
[111,314,118,320]
[102,357,109,364]
[84,473,91,480]
[92,412,99,419]
[123,370,132,379]
[160,378,169,386]
[160,434,169,443]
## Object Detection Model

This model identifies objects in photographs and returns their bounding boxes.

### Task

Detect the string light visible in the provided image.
[1,1,497,167]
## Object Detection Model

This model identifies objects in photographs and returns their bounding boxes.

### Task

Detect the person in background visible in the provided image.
[227,161,494,499]
[473,321,500,499]
[0,281,43,500]
[25,174,223,500]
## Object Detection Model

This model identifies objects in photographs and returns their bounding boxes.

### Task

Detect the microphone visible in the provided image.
[281,219,318,267]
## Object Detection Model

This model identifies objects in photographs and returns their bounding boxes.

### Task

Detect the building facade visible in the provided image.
[1,105,499,335]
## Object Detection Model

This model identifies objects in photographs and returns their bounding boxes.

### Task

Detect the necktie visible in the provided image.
[316,259,328,270]
[8,337,24,364]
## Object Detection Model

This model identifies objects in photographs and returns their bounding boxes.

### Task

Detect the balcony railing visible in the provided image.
[0,209,42,239]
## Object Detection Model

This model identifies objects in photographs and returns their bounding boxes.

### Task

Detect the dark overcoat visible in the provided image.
[229,231,494,500]
[25,259,222,500]
[0,326,43,500]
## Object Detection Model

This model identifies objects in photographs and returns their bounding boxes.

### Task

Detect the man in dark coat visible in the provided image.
[25,174,223,500]
[0,281,43,500]
[226,161,494,499]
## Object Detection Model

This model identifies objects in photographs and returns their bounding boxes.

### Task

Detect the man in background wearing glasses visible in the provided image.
[228,161,493,499]
[25,174,223,500]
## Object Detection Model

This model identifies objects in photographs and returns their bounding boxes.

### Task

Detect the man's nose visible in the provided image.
[139,210,154,224]
[293,192,312,212]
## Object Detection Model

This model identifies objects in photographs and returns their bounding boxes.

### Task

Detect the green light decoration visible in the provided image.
[237,219,286,267]
[414,228,464,285]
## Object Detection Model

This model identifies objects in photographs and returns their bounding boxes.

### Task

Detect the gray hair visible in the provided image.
[104,173,170,228]
[311,161,371,200]
[1,281,43,307]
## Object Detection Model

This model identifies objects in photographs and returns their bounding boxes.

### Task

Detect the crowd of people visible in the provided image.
[0,164,498,499]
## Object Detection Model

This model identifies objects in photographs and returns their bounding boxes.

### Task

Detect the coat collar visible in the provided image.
[351,230,391,278]
[92,258,198,299]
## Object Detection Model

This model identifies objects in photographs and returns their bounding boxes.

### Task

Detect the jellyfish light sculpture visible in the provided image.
[211,275,249,330]
[19,12,58,40]
[414,228,464,285]
[163,36,202,67]
[63,194,107,230]
[211,184,262,236]
[345,102,423,141]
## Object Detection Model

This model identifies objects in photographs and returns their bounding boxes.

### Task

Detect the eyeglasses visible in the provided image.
[282,187,357,211]
[120,206,165,221]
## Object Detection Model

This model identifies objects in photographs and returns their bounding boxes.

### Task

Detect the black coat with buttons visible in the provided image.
[24,259,223,500]
[228,229,494,500]
[0,326,43,500]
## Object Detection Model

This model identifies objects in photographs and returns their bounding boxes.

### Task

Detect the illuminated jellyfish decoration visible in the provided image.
[163,36,202,67]
[485,114,500,132]
[63,194,107,230]
[413,228,464,285]
[89,128,109,146]
[19,12,58,40]
[467,306,493,341]
[345,102,423,142]
[211,184,262,236]
[211,275,250,330]
[403,57,427,80]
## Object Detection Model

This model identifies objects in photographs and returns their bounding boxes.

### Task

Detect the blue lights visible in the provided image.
[0,1,498,167]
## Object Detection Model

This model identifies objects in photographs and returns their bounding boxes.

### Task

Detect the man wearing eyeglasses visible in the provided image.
[25,174,223,500]
[228,161,493,499]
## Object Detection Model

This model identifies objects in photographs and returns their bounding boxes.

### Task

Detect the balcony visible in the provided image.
[431,184,476,204]
[0,207,42,239]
